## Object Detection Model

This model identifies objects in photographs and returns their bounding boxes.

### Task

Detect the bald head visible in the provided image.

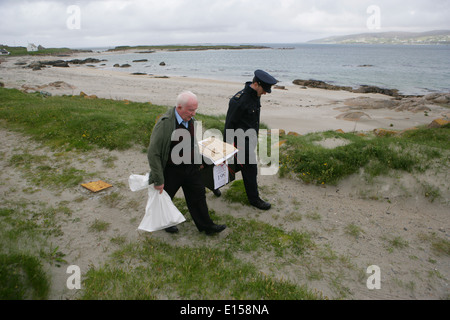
[176,91,198,122]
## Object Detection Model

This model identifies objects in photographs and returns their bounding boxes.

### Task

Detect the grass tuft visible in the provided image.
[279,128,449,185]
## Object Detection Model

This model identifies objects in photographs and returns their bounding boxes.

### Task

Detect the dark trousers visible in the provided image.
[229,141,260,204]
[240,163,259,203]
[163,164,214,231]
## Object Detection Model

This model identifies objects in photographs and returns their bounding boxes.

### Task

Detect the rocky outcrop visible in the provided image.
[25,58,105,70]
[428,118,450,128]
[352,85,399,97]
[80,91,98,99]
[292,79,352,92]
[294,78,450,107]
[341,93,450,113]
[343,97,398,109]
[68,58,104,64]
[371,118,449,136]
[21,81,76,93]
[113,63,131,68]
[293,79,399,97]
[424,93,450,106]
[28,61,44,70]
[41,60,70,68]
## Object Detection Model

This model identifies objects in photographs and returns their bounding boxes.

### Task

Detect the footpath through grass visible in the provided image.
[0,88,322,300]
[1,87,449,299]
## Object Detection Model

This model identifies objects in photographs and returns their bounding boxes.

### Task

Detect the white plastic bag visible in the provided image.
[138,186,186,232]
[128,172,150,192]
[128,173,185,233]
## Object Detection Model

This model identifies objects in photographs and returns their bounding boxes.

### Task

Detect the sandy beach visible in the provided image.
[2,51,449,135]
[1,51,449,300]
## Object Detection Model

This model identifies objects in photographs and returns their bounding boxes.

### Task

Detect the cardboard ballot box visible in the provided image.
[198,137,238,191]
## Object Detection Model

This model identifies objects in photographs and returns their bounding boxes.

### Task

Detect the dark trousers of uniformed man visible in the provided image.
[240,162,259,203]
[234,136,260,204]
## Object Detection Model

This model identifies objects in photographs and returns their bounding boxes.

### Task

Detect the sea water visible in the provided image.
[91,44,450,96]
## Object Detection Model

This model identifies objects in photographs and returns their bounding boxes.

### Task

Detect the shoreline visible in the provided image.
[4,48,448,96]
[1,51,449,135]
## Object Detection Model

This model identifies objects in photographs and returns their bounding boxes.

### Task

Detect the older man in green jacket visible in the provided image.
[147,91,226,235]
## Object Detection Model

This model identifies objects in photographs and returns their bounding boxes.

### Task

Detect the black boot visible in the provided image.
[165,226,179,233]
[250,198,271,210]
[203,224,226,235]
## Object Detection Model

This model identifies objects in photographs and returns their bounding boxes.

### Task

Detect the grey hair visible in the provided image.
[176,91,197,107]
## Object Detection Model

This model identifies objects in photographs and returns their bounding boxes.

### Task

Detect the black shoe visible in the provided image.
[165,226,179,234]
[204,224,226,235]
[250,198,271,210]
[213,189,222,197]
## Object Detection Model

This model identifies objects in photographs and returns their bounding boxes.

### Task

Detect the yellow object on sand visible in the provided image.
[81,180,113,193]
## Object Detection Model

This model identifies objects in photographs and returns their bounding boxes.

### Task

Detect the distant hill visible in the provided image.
[308,30,450,45]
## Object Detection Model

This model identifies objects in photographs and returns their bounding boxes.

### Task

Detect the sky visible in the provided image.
[1,0,449,48]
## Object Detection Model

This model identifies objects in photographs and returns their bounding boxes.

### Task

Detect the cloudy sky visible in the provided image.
[1,0,449,48]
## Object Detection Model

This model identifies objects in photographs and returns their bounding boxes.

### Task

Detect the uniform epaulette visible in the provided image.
[233,90,244,100]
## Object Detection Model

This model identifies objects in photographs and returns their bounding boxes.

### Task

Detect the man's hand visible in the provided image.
[154,184,164,194]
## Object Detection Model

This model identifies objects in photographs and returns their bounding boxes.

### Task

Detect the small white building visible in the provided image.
[27,43,38,52]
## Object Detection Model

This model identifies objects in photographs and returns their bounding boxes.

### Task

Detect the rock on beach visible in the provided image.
[293,79,399,97]
[25,57,105,70]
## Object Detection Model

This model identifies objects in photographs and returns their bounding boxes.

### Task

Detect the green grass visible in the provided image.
[345,223,365,239]
[384,235,409,253]
[75,198,321,300]
[108,44,270,52]
[1,44,269,57]
[0,202,70,299]
[0,88,232,152]
[419,232,450,256]
[1,194,321,299]
[223,180,250,205]
[0,46,83,57]
[222,214,314,257]
[88,219,111,233]
[279,128,449,185]
[0,253,50,299]
[0,88,167,151]
[9,152,91,189]
[81,237,319,300]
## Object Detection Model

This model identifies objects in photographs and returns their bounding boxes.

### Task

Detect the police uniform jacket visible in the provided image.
[224,81,261,138]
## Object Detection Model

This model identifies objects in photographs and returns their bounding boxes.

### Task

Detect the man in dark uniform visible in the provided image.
[224,70,278,210]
